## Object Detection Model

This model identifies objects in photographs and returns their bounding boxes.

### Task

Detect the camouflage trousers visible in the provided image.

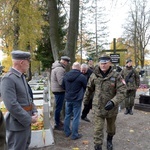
[93,115,117,145]
[125,90,136,108]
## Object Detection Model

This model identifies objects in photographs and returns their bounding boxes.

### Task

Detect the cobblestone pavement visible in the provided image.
[30,89,150,150]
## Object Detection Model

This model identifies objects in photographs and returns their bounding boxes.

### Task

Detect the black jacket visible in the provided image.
[62,69,87,102]
[83,68,93,82]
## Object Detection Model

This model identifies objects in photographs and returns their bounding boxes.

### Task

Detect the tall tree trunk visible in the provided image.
[47,0,60,61]
[27,43,32,81]
[13,5,19,50]
[64,0,79,64]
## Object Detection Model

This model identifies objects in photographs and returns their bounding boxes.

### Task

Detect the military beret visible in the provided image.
[11,50,31,60]
[61,56,70,62]
[99,54,111,63]
[126,58,132,64]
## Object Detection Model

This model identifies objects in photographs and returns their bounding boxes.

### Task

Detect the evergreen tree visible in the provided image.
[35,0,67,70]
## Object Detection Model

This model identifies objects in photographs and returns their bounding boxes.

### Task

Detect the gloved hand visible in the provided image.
[105,101,114,111]
[84,104,89,109]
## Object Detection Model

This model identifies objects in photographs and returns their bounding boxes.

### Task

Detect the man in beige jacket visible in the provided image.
[51,56,70,130]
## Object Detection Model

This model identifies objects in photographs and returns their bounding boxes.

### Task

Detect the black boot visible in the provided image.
[94,144,102,150]
[107,135,113,150]
[129,107,133,115]
[124,108,129,115]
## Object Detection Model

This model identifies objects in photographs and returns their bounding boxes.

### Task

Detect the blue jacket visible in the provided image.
[62,69,87,102]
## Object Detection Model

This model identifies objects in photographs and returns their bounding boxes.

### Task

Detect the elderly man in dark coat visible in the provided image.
[80,63,93,122]
[62,62,87,140]
[1,50,38,150]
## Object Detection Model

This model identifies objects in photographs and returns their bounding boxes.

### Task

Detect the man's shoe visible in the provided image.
[124,108,129,115]
[107,141,113,150]
[59,121,64,126]
[94,144,102,150]
[71,134,83,140]
[65,132,71,137]
[129,109,133,115]
[54,125,64,131]
[107,135,113,150]
[128,107,133,115]
[81,117,90,122]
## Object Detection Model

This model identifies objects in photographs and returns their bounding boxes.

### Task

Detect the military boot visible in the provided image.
[94,144,102,150]
[124,108,129,115]
[129,107,133,115]
[107,135,113,150]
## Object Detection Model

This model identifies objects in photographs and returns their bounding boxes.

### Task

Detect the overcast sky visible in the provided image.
[106,0,129,42]
[82,0,130,48]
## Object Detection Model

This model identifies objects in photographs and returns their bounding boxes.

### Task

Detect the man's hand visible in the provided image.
[105,101,114,111]
[31,113,38,123]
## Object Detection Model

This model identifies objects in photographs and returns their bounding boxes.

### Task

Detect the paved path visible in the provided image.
[30,89,150,150]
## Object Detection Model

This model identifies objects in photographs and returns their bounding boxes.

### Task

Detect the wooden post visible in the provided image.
[102,38,127,53]
[102,38,127,66]
[113,38,116,54]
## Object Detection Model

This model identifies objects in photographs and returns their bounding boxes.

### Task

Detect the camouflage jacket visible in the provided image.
[121,66,140,90]
[83,66,127,117]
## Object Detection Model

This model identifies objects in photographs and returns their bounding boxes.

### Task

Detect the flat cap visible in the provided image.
[99,54,111,63]
[11,50,31,60]
[126,58,132,64]
[61,56,70,62]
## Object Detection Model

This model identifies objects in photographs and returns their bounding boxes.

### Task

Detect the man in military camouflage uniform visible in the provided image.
[121,59,140,115]
[87,57,94,71]
[83,55,126,150]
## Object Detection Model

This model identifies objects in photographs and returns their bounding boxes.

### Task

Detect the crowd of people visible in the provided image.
[50,55,140,150]
[0,51,140,150]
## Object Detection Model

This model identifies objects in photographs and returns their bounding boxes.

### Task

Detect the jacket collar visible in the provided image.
[9,67,22,77]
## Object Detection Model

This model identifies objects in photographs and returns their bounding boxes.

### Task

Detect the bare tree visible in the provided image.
[64,0,79,63]
[47,0,79,63]
[47,0,60,61]
[123,0,150,68]
[80,0,109,59]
